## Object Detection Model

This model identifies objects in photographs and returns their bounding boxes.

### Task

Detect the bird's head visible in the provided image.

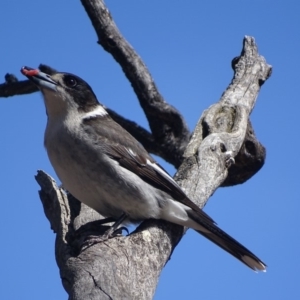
[21,66,106,119]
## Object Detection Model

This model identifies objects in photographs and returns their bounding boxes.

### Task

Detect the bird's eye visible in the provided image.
[64,76,77,88]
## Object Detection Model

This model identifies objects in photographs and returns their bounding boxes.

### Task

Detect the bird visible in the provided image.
[21,66,266,271]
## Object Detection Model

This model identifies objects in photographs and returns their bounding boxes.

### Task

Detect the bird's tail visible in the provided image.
[186,209,267,272]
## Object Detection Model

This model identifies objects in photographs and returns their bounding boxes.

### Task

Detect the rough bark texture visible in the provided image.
[1,0,272,299]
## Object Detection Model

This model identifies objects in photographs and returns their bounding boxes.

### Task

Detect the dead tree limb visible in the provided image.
[80,0,190,168]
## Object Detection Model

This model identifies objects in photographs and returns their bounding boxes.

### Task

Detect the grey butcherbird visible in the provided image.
[21,66,266,271]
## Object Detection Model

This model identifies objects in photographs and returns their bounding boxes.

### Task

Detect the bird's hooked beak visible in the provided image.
[21,66,57,91]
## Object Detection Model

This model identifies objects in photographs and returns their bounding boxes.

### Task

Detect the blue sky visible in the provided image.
[1,1,299,299]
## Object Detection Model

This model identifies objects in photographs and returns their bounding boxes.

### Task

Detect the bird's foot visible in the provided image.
[80,226,128,250]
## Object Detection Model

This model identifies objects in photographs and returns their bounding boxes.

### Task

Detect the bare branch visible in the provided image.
[222,120,266,187]
[80,0,190,167]
[176,36,272,208]
[35,36,271,299]
[0,65,57,97]
[0,78,38,97]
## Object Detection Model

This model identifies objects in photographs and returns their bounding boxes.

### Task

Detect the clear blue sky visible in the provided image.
[1,1,299,299]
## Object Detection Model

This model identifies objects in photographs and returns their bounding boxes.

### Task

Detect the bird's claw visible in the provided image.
[80,226,129,250]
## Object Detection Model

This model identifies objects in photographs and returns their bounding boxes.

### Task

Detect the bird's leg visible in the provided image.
[102,212,128,238]
[81,213,128,250]
[91,216,116,226]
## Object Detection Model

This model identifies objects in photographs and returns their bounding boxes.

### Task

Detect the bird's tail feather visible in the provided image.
[186,210,267,272]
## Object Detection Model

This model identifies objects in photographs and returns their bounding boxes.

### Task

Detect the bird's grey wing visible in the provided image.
[107,141,267,271]
[83,116,215,224]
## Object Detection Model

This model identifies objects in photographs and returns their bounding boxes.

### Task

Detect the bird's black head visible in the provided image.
[58,72,99,112]
[21,66,102,116]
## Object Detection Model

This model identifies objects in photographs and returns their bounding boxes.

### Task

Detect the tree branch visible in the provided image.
[80,0,190,167]
[221,120,266,187]
[0,78,38,97]
[35,36,271,299]
[176,36,271,207]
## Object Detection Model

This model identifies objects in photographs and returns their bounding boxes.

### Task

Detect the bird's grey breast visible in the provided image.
[44,117,114,214]
[44,117,163,220]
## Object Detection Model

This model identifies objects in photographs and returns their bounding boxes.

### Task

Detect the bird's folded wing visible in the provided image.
[83,116,215,224]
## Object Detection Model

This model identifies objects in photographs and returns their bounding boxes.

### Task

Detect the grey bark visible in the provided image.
[1,0,272,299]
